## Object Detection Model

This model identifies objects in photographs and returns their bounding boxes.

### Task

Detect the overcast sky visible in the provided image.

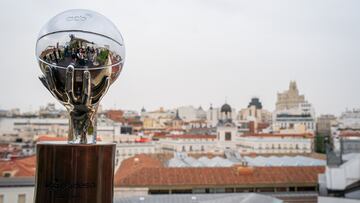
[0,0,359,115]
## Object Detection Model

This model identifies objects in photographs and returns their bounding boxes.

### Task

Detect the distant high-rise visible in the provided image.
[276,81,305,110]
[247,97,263,109]
[238,97,272,124]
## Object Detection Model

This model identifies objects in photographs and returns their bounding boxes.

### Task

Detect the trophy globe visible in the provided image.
[36,9,125,144]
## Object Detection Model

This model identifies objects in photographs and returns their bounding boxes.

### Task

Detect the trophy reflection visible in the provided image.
[34,9,125,203]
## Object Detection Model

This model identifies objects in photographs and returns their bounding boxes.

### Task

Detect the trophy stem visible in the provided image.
[67,108,96,144]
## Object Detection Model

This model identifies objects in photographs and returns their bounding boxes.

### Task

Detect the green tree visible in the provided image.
[315,134,326,153]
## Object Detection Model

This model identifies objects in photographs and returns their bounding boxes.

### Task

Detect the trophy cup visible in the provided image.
[34,9,125,203]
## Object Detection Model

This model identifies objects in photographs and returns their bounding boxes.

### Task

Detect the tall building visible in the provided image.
[273,82,316,134]
[238,97,272,124]
[317,115,337,136]
[276,81,305,111]
[273,102,316,134]
[216,103,237,143]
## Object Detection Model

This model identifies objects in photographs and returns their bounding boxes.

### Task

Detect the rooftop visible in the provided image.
[340,130,360,137]
[167,153,326,168]
[0,155,36,177]
[243,133,314,138]
[115,154,324,188]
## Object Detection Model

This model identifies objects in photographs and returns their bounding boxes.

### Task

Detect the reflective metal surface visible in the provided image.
[36,9,125,144]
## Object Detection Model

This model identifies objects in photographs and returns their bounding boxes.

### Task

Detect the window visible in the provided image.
[225,132,231,141]
[172,189,192,194]
[3,172,11,178]
[225,188,234,193]
[149,190,170,194]
[18,194,26,203]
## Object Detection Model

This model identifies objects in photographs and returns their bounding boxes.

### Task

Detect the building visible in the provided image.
[273,102,316,134]
[0,178,34,203]
[318,151,360,201]
[207,104,236,128]
[96,116,122,142]
[115,141,159,170]
[115,193,283,203]
[114,154,324,201]
[317,115,337,137]
[141,107,174,132]
[0,156,35,203]
[238,97,272,124]
[158,134,217,153]
[273,81,316,134]
[104,109,124,123]
[123,110,139,119]
[338,108,360,129]
[332,130,360,154]
[177,106,206,122]
[216,103,238,150]
[275,81,305,111]
[169,110,184,130]
[38,103,66,118]
[167,152,325,168]
[237,133,314,154]
[0,117,68,142]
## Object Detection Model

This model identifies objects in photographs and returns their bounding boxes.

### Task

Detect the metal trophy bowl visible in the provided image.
[34,9,124,203]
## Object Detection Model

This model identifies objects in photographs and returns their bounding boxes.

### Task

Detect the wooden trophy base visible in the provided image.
[34,142,115,203]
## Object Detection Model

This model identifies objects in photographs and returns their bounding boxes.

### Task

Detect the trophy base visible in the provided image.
[34,141,115,203]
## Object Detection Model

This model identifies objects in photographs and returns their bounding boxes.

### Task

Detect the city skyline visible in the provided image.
[1,0,360,115]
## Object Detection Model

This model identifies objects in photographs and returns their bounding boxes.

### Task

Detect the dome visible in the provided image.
[221,103,232,113]
[248,97,263,109]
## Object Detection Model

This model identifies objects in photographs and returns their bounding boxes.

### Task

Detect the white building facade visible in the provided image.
[273,102,316,134]
[237,135,313,154]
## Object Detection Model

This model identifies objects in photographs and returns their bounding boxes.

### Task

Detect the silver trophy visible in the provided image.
[36,9,125,144]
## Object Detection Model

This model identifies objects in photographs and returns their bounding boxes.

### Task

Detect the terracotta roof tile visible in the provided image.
[340,130,360,137]
[36,135,102,142]
[36,135,67,142]
[0,155,36,177]
[115,155,325,188]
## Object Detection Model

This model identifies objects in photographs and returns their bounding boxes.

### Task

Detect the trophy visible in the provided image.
[34,9,125,203]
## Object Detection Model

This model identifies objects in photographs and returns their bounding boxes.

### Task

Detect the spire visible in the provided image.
[289,81,298,91]
[174,109,181,120]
